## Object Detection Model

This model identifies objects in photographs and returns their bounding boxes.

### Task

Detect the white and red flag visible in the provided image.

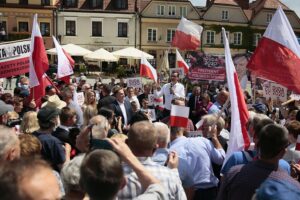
[222,28,250,161]
[176,49,189,74]
[247,7,300,94]
[52,36,74,84]
[29,14,49,107]
[170,105,190,128]
[171,17,203,50]
[140,55,157,82]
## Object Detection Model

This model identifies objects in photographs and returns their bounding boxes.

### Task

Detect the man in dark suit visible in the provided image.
[97,84,116,111]
[52,107,77,145]
[112,86,133,127]
[187,86,201,125]
[137,84,151,105]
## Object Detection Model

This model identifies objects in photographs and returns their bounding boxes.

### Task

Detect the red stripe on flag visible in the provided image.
[140,63,155,80]
[170,116,189,128]
[234,72,250,149]
[172,31,200,50]
[247,37,300,94]
[177,60,189,74]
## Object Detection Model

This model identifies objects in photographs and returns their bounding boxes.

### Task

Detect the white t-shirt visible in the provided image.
[154,82,185,110]
[118,101,128,125]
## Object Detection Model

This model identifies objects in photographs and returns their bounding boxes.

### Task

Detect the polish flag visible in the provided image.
[170,105,190,128]
[222,28,250,162]
[247,7,300,94]
[176,49,189,74]
[154,96,164,111]
[29,14,49,107]
[296,135,300,151]
[140,55,157,82]
[52,36,74,84]
[171,17,203,50]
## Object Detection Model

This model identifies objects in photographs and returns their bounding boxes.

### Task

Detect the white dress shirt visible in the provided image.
[118,101,128,125]
[154,82,185,110]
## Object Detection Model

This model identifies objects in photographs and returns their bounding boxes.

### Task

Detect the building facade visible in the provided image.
[0,0,56,48]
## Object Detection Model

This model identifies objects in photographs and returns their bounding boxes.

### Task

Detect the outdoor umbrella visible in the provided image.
[47,44,92,56]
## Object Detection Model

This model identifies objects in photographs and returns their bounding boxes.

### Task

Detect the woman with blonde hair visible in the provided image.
[20,111,39,134]
[83,105,98,126]
[83,90,97,110]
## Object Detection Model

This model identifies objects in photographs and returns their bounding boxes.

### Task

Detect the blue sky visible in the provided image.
[191,0,300,17]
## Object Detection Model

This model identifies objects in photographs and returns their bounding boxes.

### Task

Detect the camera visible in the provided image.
[6,119,22,128]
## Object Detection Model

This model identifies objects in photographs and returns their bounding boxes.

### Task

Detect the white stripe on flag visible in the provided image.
[171,105,190,118]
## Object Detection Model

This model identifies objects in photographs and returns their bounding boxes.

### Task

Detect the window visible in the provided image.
[222,10,229,20]
[90,0,102,8]
[167,29,175,42]
[157,5,165,16]
[179,6,187,17]
[206,31,215,44]
[168,5,176,16]
[18,22,29,32]
[92,21,102,37]
[41,0,50,5]
[0,21,7,33]
[253,33,261,46]
[233,32,242,45]
[221,31,229,44]
[148,28,157,42]
[267,13,273,23]
[64,0,77,7]
[40,22,50,36]
[114,0,127,9]
[118,22,127,37]
[66,20,76,36]
[19,0,28,4]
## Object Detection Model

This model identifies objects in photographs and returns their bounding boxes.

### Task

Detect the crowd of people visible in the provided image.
[0,71,300,200]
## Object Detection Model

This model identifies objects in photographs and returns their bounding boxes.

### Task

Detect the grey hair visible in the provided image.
[89,115,110,139]
[61,154,85,193]
[0,126,19,160]
[154,122,170,145]
[202,114,225,131]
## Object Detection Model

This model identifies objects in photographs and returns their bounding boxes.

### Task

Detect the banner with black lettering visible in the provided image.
[0,40,31,78]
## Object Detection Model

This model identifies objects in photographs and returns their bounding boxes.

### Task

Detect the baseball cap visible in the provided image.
[0,100,14,116]
[37,106,60,122]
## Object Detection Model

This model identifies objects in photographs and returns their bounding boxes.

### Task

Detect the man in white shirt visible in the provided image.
[153,72,185,117]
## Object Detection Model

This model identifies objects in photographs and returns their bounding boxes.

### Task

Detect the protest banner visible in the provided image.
[127,77,142,88]
[270,83,287,102]
[262,82,272,99]
[169,68,184,79]
[148,109,156,121]
[188,52,226,81]
[148,94,155,106]
[77,92,85,106]
[0,40,31,78]
[290,94,300,101]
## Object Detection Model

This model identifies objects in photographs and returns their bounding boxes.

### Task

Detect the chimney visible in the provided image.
[235,0,249,9]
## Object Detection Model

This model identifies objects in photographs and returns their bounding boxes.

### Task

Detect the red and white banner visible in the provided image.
[0,40,31,78]
[247,7,300,94]
[140,55,157,82]
[176,49,190,74]
[172,17,203,50]
[29,14,49,107]
[222,28,250,162]
[53,36,74,84]
[170,105,190,128]
[296,135,300,151]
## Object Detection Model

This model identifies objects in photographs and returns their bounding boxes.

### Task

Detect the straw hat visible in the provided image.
[42,95,67,109]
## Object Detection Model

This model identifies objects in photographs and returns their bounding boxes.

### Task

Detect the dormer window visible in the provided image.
[222,10,229,21]
[114,0,127,9]
[90,0,103,8]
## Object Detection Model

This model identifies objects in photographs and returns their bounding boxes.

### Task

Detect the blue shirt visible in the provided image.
[221,151,291,175]
[169,136,225,189]
[152,148,169,166]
